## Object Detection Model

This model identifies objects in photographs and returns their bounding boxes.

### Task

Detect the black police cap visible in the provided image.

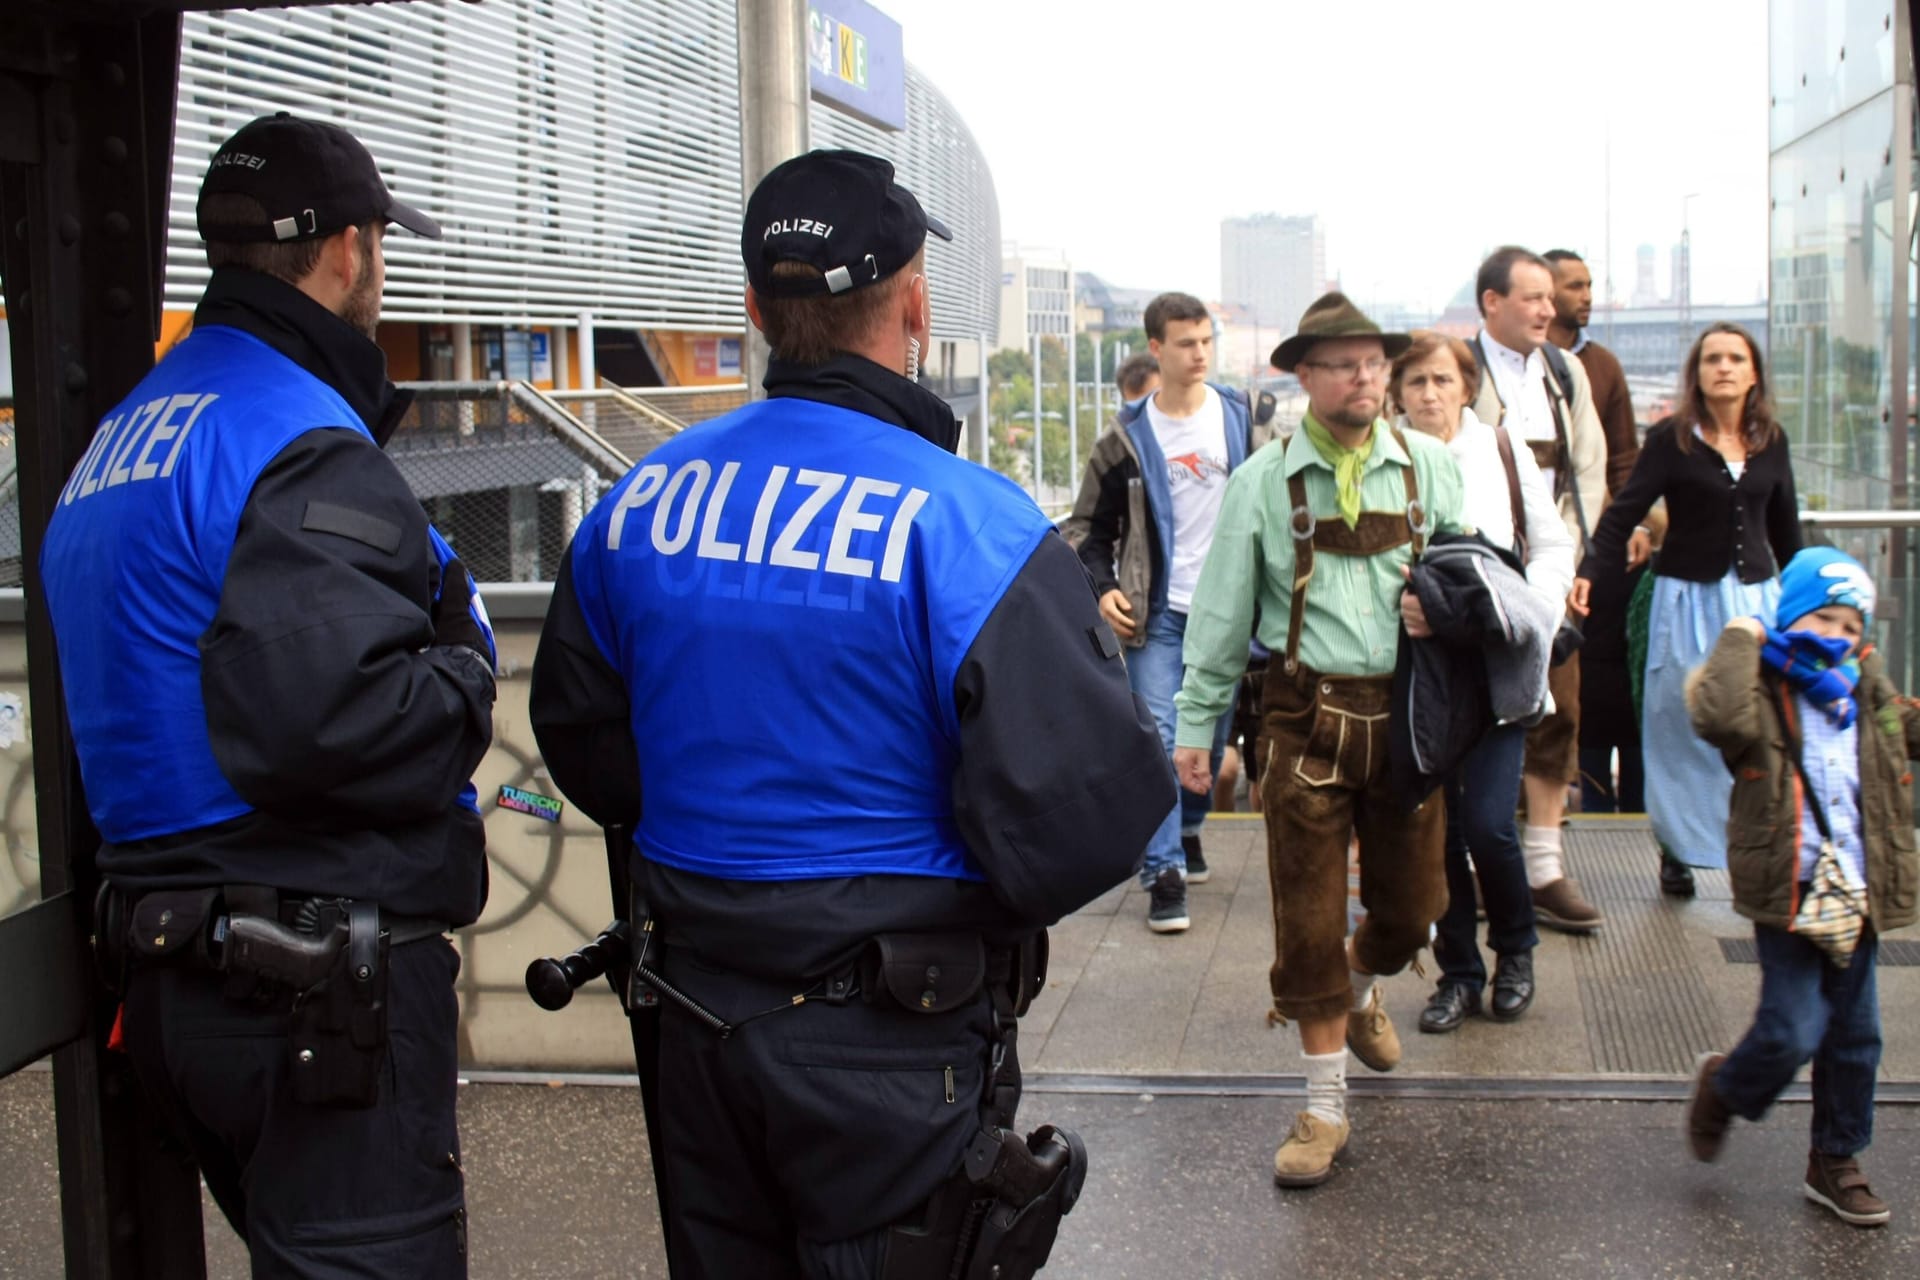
[742,149,952,299]
[196,112,442,245]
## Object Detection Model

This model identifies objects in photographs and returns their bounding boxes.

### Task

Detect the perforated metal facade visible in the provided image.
[168,2,998,341]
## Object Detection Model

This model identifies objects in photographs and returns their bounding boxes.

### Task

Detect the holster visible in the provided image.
[878,1123,1089,1280]
[286,900,389,1109]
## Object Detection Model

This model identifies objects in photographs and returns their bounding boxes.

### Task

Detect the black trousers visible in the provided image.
[652,946,1006,1280]
[120,937,468,1279]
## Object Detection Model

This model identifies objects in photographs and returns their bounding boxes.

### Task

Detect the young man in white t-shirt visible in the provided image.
[1073,292,1263,933]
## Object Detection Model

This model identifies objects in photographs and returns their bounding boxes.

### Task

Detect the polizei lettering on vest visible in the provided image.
[63,392,219,505]
[605,457,928,583]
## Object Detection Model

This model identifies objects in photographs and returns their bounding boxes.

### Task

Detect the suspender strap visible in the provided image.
[1285,468,1314,672]
[1391,425,1427,558]
[1491,421,1529,562]
[1281,429,1428,672]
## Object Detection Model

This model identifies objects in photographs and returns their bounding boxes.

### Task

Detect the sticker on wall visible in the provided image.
[0,693,21,750]
[497,784,564,822]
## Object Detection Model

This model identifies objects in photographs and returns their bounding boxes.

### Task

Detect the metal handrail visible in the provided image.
[1800,510,1920,529]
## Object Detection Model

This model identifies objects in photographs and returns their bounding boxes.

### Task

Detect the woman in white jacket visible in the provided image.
[1389,331,1576,1035]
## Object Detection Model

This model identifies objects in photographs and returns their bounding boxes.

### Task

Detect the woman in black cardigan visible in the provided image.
[1571,323,1799,893]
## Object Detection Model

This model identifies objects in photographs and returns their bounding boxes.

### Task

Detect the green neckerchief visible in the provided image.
[1300,411,1375,528]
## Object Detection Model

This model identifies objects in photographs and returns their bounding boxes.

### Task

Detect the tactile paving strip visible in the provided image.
[1719,936,1920,966]
[1565,826,1726,1073]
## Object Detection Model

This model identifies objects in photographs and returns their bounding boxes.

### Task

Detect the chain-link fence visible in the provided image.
[391,382,641,583]
[0,403,18,589]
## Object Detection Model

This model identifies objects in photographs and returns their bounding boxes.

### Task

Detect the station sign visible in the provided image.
[808,1,906,132]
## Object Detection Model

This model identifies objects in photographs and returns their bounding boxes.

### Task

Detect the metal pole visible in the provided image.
[1091,330,1104,429]
[1067,329,1078,480]
[1032,331,1044,500]
[977,334,990,465]
[736,0,810,400]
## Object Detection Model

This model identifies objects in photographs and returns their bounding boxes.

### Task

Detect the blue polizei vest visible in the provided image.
[568,394,1053,884]
[39,325,493,843]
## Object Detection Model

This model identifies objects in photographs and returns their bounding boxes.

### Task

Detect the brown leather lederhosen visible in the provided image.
[1257,428,1449,1024]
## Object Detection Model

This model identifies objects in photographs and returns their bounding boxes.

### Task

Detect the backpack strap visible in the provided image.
[1491,421,1530,562]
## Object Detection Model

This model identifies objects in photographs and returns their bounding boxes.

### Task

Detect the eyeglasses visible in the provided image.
[1301,357,1391,382]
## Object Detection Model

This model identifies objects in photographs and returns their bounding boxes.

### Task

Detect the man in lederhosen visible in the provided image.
[1172,293,1466,1188]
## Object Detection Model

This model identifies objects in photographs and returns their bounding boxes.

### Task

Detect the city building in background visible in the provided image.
[1220,213,1325,332]
[998,244,1074,349]
[1075,272,1158,333]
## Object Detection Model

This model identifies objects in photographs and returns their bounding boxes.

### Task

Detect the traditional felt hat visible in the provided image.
[1270,291,1411,372]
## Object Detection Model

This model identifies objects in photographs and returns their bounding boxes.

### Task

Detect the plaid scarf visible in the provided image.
[1759,625,1860,728]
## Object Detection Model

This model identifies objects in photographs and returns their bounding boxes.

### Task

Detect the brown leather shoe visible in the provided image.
[1346,984,1401,1073]
[1273,1111,1350,1187]
[1805,1153,1891,1227]
[1686,1052,1731,1162]
[1533,878,1603,933]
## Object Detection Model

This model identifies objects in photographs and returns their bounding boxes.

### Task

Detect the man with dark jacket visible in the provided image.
[40,114,493,1275]
[1067,293,1276,932]
[1545,248,1656,816]
[529,149,1169,1278]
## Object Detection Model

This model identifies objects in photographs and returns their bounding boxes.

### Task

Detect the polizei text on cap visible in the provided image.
[764,218,833,240]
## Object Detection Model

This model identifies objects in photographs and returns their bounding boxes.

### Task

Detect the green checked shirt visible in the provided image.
[1173,421,1466,749]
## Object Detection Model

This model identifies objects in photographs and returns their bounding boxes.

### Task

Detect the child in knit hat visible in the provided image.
[1682,546,1916,1227]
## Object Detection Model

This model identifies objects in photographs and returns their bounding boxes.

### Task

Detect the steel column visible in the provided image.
[0,10,208,1276]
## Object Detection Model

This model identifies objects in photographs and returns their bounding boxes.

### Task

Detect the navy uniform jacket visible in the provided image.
[39,268,496,925]
[530,354,1172,979]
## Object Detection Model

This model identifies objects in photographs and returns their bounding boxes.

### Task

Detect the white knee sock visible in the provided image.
[1303,1050,1348,1125]
[1522,825,1564,890]
[1349,969,1377,1012]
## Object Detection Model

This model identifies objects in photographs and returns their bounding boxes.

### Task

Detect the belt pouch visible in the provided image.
[873,933,986,1013]
[127,888,221,964]
[288,903,389,1108]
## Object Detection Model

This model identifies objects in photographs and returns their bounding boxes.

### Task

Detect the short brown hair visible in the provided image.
[1475,245,1554,316]
[754,253,919,366]
[1675,322,1781,455]
[201,193,369,284]
[1143,292,1208,341]
[1115,352,1159,398]
[1387,329,1481,413]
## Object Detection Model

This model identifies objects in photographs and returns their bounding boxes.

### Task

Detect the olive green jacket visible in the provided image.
[1686,624,1920,931]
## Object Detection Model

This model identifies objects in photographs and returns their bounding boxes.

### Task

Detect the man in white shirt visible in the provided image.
[1073,293,1266,934]
[1468,246,1608,934]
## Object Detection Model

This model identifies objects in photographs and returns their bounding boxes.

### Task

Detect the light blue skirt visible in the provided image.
[1641,570,1780,869]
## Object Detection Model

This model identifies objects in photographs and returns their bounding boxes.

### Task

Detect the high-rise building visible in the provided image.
[1632,244,1660,308]
[999,245,1075,350]
[1220,214,1325,333]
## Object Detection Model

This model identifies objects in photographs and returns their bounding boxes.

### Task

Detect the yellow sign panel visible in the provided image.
[837,24,867,89]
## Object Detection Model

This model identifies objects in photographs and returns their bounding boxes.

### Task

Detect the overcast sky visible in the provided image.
[880,0,1771,314]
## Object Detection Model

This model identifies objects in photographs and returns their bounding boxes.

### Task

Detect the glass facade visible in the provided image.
[1768,0,1910,511]
[1769,1,1915,680]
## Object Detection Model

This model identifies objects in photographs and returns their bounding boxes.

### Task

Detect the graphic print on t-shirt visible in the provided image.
[1145,386,1229,614]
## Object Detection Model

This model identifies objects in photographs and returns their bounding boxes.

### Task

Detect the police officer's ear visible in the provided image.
[744,285,769,337]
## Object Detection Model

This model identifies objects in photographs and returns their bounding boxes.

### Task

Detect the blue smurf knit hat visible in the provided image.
[1776,547,1876,632]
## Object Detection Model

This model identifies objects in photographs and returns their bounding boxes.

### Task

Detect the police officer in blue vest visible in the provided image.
[529,150,1171,1278]
[40,114,494,1276]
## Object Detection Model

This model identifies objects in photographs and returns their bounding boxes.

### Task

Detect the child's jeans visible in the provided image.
[1714,921,1881,1156]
